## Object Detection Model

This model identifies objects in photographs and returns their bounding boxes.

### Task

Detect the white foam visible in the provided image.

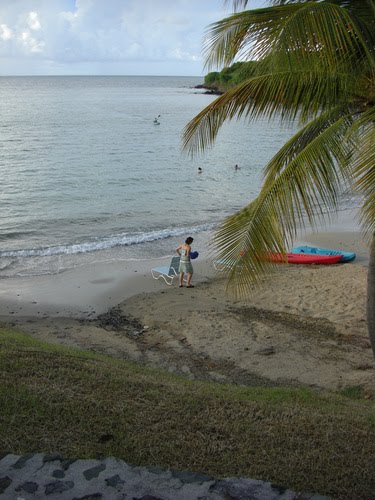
[0,223,216,259]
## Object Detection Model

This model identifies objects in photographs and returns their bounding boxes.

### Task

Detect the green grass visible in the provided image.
[339,385,367,399]
[1,328,374,499]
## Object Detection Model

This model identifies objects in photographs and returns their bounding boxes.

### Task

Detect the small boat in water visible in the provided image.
[269,253,343,265]
[291,245,356,262]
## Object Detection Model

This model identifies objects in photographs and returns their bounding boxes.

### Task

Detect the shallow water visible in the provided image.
[0,75,354,278]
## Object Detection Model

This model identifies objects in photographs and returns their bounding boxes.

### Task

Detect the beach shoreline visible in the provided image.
[0,208,368,318]
[1,219,374,395]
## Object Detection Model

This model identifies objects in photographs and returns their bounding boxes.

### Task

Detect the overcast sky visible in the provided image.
[0,0,266,76]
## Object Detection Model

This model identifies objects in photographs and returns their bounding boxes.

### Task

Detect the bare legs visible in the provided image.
[179,272,193,287]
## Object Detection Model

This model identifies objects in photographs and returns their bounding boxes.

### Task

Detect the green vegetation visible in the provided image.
[204,61,258,92]
[1,328,375,499]
[340,385,368,400]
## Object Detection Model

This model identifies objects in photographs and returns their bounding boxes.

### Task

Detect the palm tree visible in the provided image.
[182,0,375,357]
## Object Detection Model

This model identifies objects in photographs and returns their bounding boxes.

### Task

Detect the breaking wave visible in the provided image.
[0,223,215,259]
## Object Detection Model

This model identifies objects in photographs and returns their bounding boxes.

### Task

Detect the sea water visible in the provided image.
[0,75,353,278]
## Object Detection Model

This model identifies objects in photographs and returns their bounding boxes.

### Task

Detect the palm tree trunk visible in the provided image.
[367,233,375,360]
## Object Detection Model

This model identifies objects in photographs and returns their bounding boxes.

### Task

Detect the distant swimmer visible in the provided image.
[154,114,161,125]
[234,164,240,170]
[198,167,202,174]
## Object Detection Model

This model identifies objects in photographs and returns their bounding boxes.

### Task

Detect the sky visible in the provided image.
[0,0,266,76]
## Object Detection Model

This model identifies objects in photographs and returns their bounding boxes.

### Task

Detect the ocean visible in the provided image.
[0,75,311,278]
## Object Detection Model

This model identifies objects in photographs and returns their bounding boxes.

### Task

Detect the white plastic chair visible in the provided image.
[151,256,180,285]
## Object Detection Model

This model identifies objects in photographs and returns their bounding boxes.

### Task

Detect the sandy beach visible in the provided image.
[1,217,374,395]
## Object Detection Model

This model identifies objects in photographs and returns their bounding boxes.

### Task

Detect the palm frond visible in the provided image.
[212,198,286,297]
[350,107,375,239]
[263,105,354,182]
[260,109,355,233]
[224,0,249,12]
[192,0,374,299]
[212,108,356,297]
[204,2,374,72]
[204,5,303,69]
[182,70,354,156]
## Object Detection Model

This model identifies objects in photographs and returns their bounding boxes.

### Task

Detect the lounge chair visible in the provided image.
[151,256,181,285]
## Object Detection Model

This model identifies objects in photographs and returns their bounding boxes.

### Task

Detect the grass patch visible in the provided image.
[340,385,366,399]
[1,328,374,499]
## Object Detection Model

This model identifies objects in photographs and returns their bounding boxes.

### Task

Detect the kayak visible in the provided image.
[269,253,343,265]
[291,245,356,262]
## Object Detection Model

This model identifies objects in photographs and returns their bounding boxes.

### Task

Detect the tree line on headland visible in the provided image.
[197,61,258,94]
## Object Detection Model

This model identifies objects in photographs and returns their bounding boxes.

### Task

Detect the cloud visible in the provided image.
[20,30,45,53]
[0,23,13,41]
[56,0,211,63]
[0,0,265,75]
[0,5,46,56]
[27,11,41,31]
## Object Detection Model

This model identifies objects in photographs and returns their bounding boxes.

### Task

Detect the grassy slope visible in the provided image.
[1,328,374,499]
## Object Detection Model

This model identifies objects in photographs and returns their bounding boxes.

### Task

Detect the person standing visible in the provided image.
[176,236,194,288]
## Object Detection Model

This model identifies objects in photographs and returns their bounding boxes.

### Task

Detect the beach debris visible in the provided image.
[255,346,275,356]
[95,307,145,338]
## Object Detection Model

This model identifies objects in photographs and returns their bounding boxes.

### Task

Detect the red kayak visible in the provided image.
[269,253,343,265]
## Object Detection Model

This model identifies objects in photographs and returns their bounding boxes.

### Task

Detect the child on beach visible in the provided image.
[176,237,194,288]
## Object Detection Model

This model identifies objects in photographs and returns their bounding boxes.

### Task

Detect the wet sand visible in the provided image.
[1,216,374,394]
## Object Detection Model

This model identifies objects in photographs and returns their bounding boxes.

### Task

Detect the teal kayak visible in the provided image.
[291,245,356,262]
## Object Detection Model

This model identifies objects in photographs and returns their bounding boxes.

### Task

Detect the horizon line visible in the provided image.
[0,74,203,78]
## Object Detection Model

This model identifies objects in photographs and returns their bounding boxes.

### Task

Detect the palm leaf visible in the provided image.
[260,110,355,233]
[350,107,375,239]
[182,70,354,156]
[204,2,374,72]
[212,108,356,297]
[188,0,374,299]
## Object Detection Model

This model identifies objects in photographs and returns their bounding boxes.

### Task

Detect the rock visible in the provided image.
[83,464,106,480]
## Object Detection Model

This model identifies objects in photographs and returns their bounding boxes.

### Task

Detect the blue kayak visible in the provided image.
[291,245,356,262]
